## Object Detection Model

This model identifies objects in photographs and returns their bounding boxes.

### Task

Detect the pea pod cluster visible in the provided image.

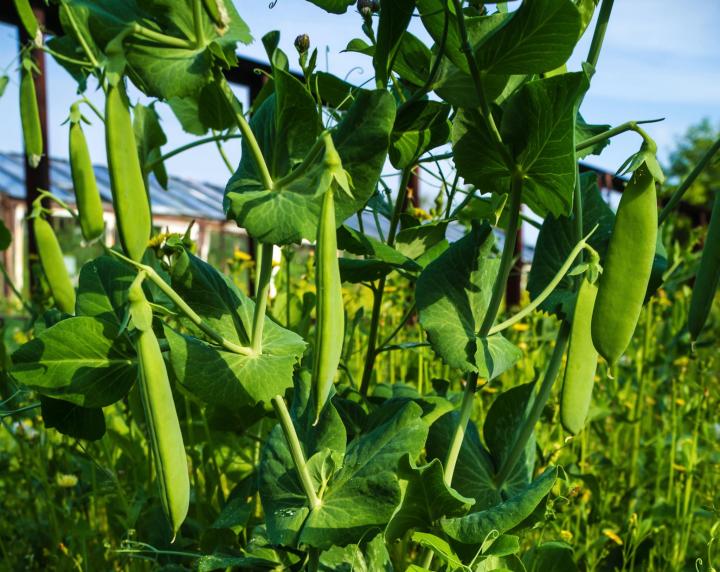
[688,193,720,340]
[129,275,189,538]
[105,83,151,261]
[561,275,599,434]
[69,105,105,242]
[312,187,345,422]
[592,163,658,364]
[34,215,75,314]
[20,58,42,168]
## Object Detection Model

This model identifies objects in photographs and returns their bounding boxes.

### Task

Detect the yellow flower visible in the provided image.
[409,207,432,221]
[560,530,573,542]
[234,249,252,261]
[512,323,530,332]
[673,356,689,368]
[56,474,78,488]
[602,529,623,545]
[13,330,30,345]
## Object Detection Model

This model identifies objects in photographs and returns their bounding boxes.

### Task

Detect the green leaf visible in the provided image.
[575,113,611,159]
[393,32,432,87]
[318,533,393,572]
[76,256,135,327]
[165,251,305,407]
[385,455,474,542]
[196,554,279,572]
[390,100,450,169]
[484,382,537,496]
[426,412,501,511]
[0,220,11,251]
[225,90,395,245]
[475,335,524,381]
[417,223,520,375]
[395,220,450,261]
[305,0,355,14]
[523,541,578,572]
[10,317,136,408]
[262,391,428,549]
[374,0,416,87]
[40,396,106,441]
[441,467,558,545]
[474,0,581,75]
[526,173,614,318]
[312,71,365,111]
[412,532,465,571]
[338,225,420,269]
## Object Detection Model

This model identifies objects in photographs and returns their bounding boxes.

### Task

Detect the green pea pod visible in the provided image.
[688,194,720,340]
[105,84,151,261]
[561,276,598,434]
[592,164,657,364]
[34,216,75,314]
[313,188,344,422]
[13,0,40,43]
[129,276,189,539]
[69,113,105,242]
[20,63,42,168]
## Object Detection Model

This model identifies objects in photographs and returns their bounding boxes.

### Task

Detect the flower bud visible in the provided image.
[294,34,310,54]
[357,0,379,18]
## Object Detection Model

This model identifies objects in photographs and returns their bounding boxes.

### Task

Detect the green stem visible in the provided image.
[0,260,33,315]
[359,168,413,396]
[444,379,476,485]
[144,133,242,174]
[407,1,449,104]
[40,45,91,68]
[450,0,511,166]
[192,0,205,48]
[494,322,570,488]
[575,119,663,153]
[488,231,597,336]
[0,402,40,418]
[131,23,194,49]
[108,249,254,355]
[444,174,524,486]
[251,243,274,354]
[63,5,100,68]
[81,97,105,123]
[212,130,235,174]
[585,0,615,71]
[222,79,274,190]
[658,137,720,225]
[271,395,320,509]
[479,173,524,335]
[272,134,327,188]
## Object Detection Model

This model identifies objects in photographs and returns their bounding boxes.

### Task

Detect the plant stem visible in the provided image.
[586,0,615,71]
[359,168,413,396]
[272,134,327,188]
[192,0,205,48]
[444,175,524,486]
[271,395,320,509]
[0,260,33,315]
[494,322,570,488]
[406,1,449,104]
[131,23,194,50]
[251,243,274,354]
[144,134,243,174]
[222,79,274,190]
[40,45,91,68]
[81,97,105,123]
[107,249,254,355]
[658,137,720,225]
[479,173,524,335]
[488,231,597,336]
[575,118,663,153]
[450,0,511,166]
[212,130,235,174]
[63,5,100,68]
[444,379,476,485]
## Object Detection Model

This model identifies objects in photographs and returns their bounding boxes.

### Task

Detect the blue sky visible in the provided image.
[0,0,718,192]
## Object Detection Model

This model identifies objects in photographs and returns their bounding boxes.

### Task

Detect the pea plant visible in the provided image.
[6,0,720,570]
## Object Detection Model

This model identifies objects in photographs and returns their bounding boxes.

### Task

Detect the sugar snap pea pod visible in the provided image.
[14,0,40,43]
[105,83,151,261]
[20,62,42,168]
[69,107,104,242]
[313,187,344,422]
[561,276,599,434]
[592,164,657,364]
[688,193,720,340]
[129,275,189,539]
[34,216,75,314]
